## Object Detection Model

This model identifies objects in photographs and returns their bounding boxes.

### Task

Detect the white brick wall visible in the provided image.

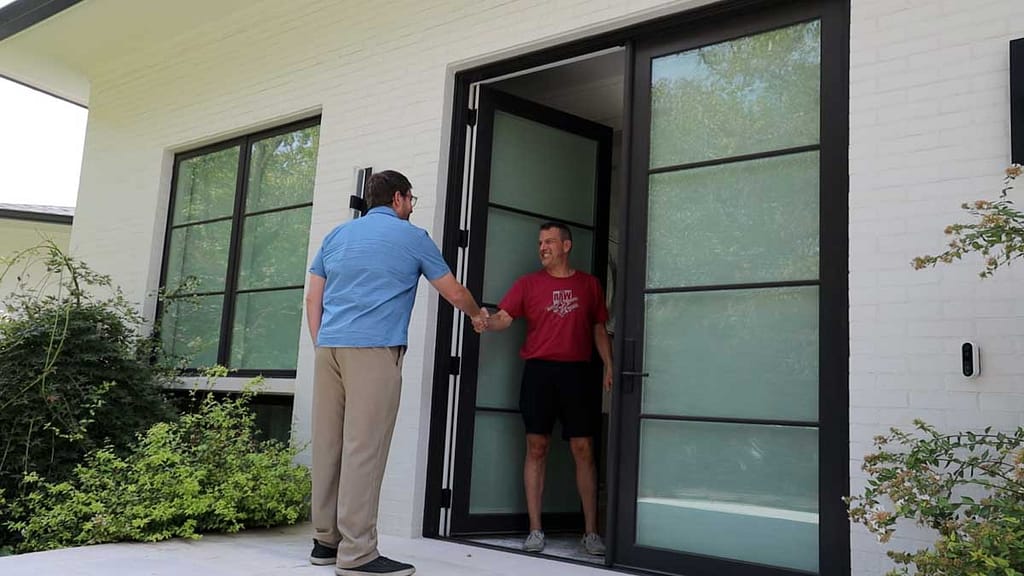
[39,0,1024,572]
[850,0,1024,573]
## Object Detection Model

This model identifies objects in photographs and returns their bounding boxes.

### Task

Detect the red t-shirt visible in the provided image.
[498,269,609,362]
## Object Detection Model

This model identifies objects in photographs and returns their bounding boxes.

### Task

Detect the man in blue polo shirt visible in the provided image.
[305,170,488,576]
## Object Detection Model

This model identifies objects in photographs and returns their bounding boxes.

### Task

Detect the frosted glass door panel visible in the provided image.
[489,111,597,226]
[482,208,593,304]
[646,152,819,288]
[469,412,579,514]
[642,287,818,421]
[476,319,528,410]
[649,20,820,168]
[637,420,819,572]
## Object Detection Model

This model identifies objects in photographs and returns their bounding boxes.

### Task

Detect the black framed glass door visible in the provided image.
[613,2,848,575]
[449,87,613,535]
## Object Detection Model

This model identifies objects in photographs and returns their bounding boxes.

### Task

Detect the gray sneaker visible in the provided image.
[523,530,546,552]
[582,532,606,556]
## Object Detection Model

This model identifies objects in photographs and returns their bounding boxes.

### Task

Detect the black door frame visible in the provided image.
[424,2,850,575]
[449,86,613,535]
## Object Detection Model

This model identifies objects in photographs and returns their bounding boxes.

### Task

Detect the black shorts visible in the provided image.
[519,359,600,440]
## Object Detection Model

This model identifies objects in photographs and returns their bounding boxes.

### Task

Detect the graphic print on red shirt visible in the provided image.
[498,269,609,362]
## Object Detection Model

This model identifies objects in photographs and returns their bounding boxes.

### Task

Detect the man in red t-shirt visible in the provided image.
[482,222,613,556]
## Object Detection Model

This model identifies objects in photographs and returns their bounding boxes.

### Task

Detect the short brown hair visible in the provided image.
[365,170,412,210]
[539,221,572,243]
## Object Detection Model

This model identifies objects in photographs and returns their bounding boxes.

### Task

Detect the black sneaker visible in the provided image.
[309,539,337,566]
[336,556,416,576]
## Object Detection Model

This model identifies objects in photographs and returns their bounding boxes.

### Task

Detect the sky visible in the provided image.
[0,0,87,208]
[0,76,87,208]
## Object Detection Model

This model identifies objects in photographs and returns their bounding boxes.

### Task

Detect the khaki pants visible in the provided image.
[312,346,404,568]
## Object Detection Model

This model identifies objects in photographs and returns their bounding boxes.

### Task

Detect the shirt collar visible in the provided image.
[367,206,398,218]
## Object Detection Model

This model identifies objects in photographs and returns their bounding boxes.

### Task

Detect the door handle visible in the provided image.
[621,371,649,377]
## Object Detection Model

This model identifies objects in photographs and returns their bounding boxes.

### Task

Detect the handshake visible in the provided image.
[471,307,491,334]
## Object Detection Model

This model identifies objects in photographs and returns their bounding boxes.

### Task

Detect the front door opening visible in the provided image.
[452,50,625,566]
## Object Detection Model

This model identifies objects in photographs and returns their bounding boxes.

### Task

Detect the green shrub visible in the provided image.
[0,243,176,502]
[847,420,1024,575]
[7,382,310,552]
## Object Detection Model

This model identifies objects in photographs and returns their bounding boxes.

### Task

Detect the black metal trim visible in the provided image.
[644,279,820,295]
[164,290,225,299]
[0,0,82,43]
[234,284,304,296]
[157,115,321,376]
[648,144,820,175]
[639,414,819,428]
[176,367,298,379]
[0,208,72,225]
[170,214,234,230]
[1012,38,1024,164]
[488,202,595,231]
[450,512,584,536]
[474,406,521,415]
[244,201,314,218]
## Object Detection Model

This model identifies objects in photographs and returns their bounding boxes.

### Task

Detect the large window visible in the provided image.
[159,117,320,376]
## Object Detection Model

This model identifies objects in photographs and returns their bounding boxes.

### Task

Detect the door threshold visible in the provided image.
[430,535,656,576]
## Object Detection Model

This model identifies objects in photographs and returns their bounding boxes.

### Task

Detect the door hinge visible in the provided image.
[467,109,477,127]
[440,488,452,509]
[448,356,461,376]
[458,229,469,248]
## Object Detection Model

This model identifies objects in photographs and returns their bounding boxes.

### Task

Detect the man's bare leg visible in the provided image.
[570,436,598,534]
[524,433,551,532]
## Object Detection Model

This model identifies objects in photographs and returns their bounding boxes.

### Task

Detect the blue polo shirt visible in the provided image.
[309,206,451,347]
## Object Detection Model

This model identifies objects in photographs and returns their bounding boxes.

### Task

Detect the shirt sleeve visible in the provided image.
[309,246,326,278]
[592,276,609,324]
[498,276,526,319]
[415,230,452,281]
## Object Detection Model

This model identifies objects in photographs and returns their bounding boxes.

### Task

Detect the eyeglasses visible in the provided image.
[407,194,418,208]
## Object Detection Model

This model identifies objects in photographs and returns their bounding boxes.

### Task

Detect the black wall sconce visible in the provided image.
[1012,38,1023,164]
[350,166,372,218]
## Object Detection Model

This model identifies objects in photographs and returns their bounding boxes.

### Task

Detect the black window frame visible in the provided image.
[157,115,321,379]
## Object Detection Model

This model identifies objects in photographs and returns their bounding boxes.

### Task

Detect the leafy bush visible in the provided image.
[6,381,310,552]
[848,420,1024,575]
[913,165,1024,278]
[0,243,176,547]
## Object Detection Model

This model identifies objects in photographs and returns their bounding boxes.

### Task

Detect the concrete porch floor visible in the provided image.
[0,523,614,576]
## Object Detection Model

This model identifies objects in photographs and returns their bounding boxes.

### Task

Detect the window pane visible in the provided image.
[229,289,303,371]
[469,412,578,514]
[646,152,819,289]
[649,20,820,168]
[476,319,528,410]
[637,420,818,572]
[245,125,320,213]
[164,220,232,293]
[173,147,240,225]
[482,208,593,305]
[160,295,223,368]
[236,207,312,291]
[642,287,818,421]
[488,111,597,226]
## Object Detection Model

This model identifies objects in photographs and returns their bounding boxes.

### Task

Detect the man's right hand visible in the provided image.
[472,307,490,333]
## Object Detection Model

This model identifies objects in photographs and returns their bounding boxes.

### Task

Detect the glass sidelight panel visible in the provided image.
[482,208,594,304]
[647,152,819,288]
[476,319,528,410]
[636,420,819,572]
[643,287,818,421]
[649,20,820,168]
[469,412,580,514]
[489,111,597,225]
